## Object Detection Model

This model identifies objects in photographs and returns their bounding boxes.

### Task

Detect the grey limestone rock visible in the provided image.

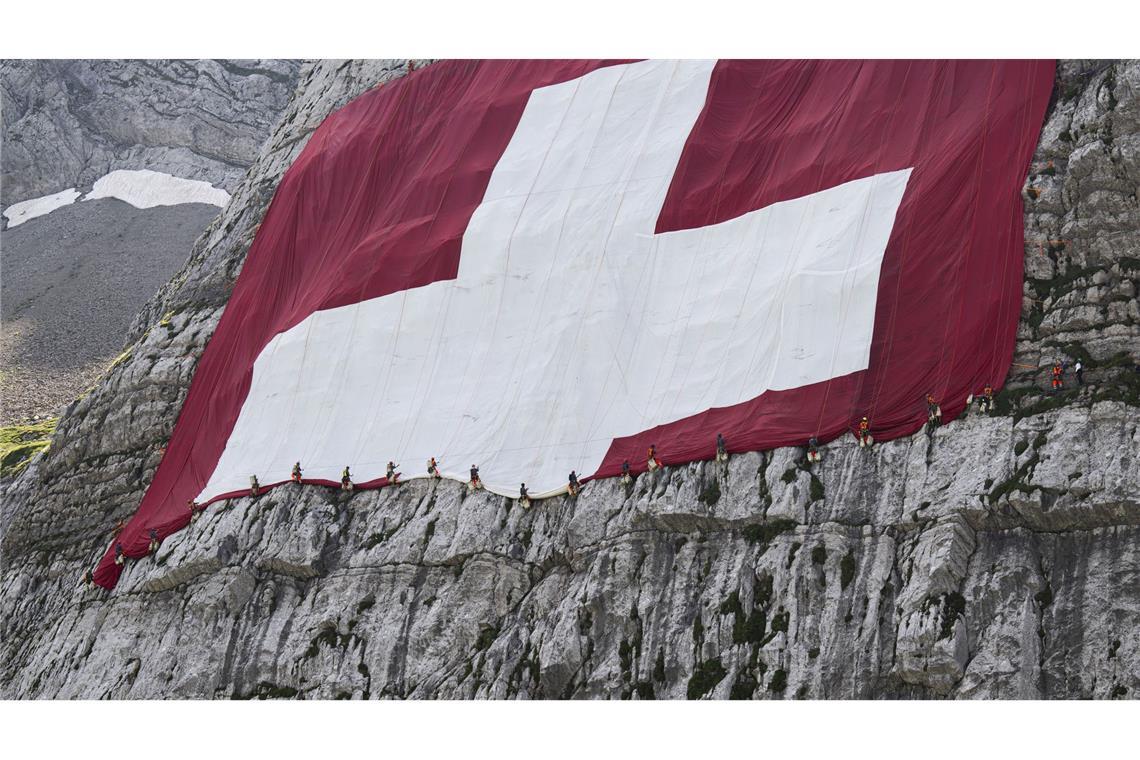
[0,59,1136,699]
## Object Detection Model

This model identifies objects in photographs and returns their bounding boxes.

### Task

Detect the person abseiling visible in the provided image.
[341,466,353,491]
[519,483,530,508]
[978,383,995,414]
[857,417,873,449]
[427,457,439,477]
[148,528,160,554]
[386,461,399,483]
[82,569,95,588]
[807,437,821,464]
[291,461,303,483]
[647,444,662,472]
[249,475,260,497]
[621,459,632,485]
[716,433,728,463]
[469,465,482,490]
[1051,361,1065,391]
[1075,360,1084,385]
[568,470,580,496]
[114,543,125,566]
[188,498,202,523]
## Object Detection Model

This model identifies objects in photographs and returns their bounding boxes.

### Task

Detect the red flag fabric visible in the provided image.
[95,60,1053,589]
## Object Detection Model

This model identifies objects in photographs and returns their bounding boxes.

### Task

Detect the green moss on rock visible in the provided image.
[1,418,57,479]
[686,658,727,699]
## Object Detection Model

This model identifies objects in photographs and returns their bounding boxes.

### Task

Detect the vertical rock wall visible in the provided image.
[0,59,1135,699]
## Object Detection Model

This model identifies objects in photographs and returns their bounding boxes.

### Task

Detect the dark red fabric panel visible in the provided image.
[596,60,1054,478]
[95,60,1054,588]
[94,60,631,587]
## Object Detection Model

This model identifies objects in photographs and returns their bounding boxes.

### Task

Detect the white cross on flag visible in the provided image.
[96,59,1054,587]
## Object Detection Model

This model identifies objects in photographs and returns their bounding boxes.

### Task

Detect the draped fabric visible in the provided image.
[95,59,1054,589]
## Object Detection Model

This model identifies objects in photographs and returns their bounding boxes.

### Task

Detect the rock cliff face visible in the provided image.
[0,59,301,208]
[0,59,1136,700]
[0,60,300,424]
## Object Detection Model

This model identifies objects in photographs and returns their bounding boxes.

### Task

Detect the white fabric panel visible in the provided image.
[197,60,912,501]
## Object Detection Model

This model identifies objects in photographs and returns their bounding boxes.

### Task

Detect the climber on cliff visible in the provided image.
[856,417,873,449]
[519,483,530,508]
[188,499,202,523]
[82,569,94,588]
[621,459,632,486]
[978,383,995,414]
[925,393,942,432]
[386,461,399,483]
[291,461,303,483]
[568,470,580,496]
[111,519,124,539]
[647,444,662,472]
[1074,360,1084,385]
[1051,361,1065,391]
[807,437,821,464]
[716,433,728,463]
[249,475,260,497]
[114,543,125,566]
[427,457,439,477]
[148,528,160,554]
[469,465,481,490]
[341,466,353,492]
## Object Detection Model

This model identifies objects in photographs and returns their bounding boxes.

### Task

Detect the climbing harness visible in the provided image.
[977,384,995,415]
[806,438,821,464]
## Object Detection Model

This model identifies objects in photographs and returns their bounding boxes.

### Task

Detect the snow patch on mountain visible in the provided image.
[3,170,231,229]
[3,188,81,227]
[84,170,231,209]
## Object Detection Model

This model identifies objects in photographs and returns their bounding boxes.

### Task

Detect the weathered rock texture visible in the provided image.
[0,59,1136,700]
[0,59,301,208]
[0,60,301,423]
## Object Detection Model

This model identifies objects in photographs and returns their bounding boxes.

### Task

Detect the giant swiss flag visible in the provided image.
[95,60,1054,588]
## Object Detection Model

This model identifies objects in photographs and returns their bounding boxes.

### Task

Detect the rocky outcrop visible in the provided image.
[0,59,301,208]
[0,59,1135,699]
[0,60,301,423]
